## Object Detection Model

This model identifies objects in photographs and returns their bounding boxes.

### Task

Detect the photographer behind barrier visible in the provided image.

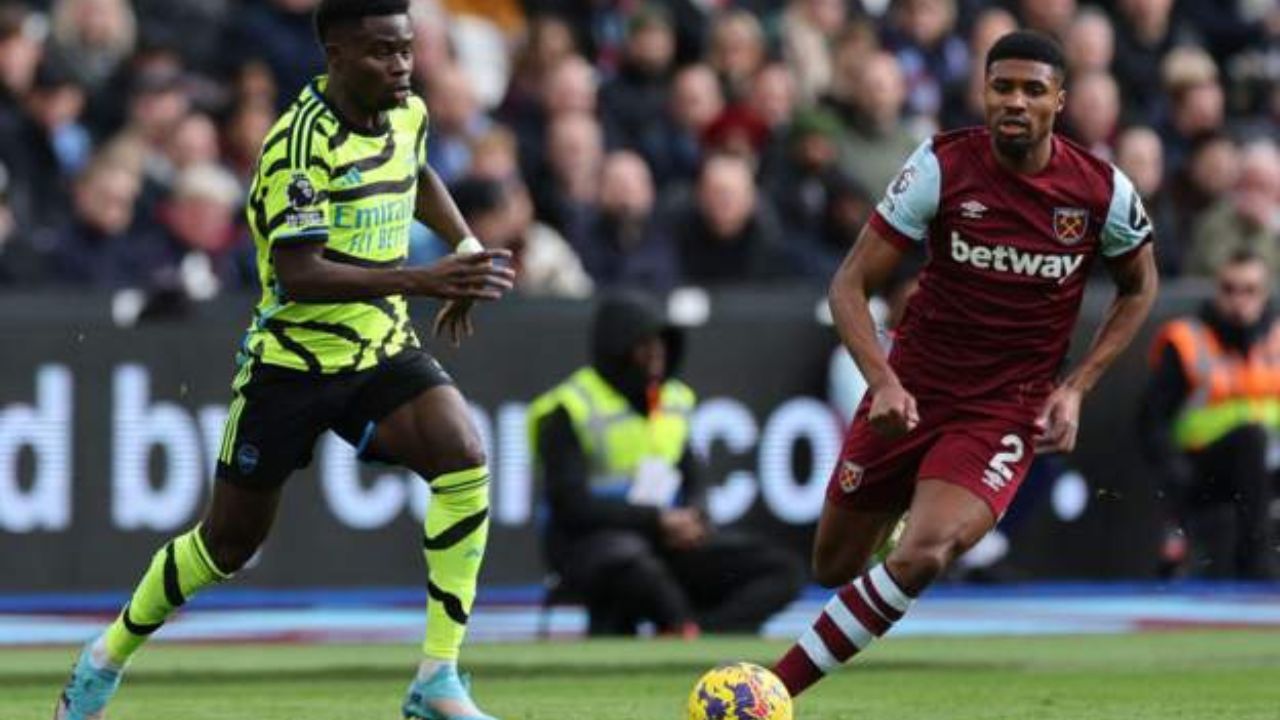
[528,292,804,636]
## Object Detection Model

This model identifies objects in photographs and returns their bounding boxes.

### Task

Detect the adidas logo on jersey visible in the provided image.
[334,167,363,187]
[950,232,1085,280]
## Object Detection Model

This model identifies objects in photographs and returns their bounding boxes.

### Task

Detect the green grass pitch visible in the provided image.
[4,631,1278,719]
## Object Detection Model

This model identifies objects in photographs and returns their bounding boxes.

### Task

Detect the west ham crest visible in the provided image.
[838,460,865,494]
[1053,207,1088,245]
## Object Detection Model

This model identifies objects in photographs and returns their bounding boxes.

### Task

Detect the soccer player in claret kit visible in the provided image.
[768,31,1160,700]
[56,2,516,719]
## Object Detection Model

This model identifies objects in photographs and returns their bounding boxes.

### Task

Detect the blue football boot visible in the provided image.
[401,663,499,720]
[53,644,123,720]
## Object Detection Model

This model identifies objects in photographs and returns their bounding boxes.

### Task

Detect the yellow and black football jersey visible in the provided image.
[240,75,428,374]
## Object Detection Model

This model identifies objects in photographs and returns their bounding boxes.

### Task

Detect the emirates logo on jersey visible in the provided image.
[1053,207,1089,245]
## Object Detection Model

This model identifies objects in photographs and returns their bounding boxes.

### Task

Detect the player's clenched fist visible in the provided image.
[1034,385,1082,453]
[416,249,515,301]
[868,379,920,438]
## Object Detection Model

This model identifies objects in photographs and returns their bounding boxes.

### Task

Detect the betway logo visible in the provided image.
[950,232,1084,280]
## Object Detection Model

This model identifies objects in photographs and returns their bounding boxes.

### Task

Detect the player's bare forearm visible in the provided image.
[829,225,905,391]
[273,242,513,303]
[1062,243,1159,395]
[415,165,473,248]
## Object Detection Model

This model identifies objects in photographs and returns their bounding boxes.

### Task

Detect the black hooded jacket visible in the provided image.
[537,294,703,550]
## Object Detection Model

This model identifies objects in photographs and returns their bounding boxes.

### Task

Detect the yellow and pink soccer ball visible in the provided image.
[686,662,793,720]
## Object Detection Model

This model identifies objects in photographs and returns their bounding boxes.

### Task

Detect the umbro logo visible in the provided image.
[960,199,987,219]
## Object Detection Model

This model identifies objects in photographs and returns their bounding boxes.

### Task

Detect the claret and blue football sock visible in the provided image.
[772,563,915,696]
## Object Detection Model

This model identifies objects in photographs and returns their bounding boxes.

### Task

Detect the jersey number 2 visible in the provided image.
[982,434,1025,492]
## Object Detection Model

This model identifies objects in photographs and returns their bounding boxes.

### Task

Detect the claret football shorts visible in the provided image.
[825,394,1037,519]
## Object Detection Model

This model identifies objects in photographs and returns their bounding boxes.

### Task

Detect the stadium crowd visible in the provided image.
[0,0,1276,298]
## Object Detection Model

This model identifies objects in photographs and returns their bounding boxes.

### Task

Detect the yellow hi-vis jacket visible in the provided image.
[527,366,695,500]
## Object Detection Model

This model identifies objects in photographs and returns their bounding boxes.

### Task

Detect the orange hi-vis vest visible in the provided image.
[1153,317,1280,450]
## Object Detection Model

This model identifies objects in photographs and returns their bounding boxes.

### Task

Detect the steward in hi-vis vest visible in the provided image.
[1140,249,1280,579]
[528,293,804,636]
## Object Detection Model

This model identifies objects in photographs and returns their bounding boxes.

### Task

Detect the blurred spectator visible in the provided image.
[499,14,577,125]
[514,54,596,204]
[1063,71,1120,160]
[0,2,46,228]
[165,112,219,174]
[747,62,798,178]
[222,99,275,184]
[1186,141,1280,278]
[1017,0,1075,39]
[1064,6,1114,77]
[1158,47,1224,170]
[940,6,1015,130]
[452,176,592,298]
[1140,249,1280,579]
[767,109,867,280]
[466,124,521,182]
[47,0,135,93]
[528,292,804,635]
[535,111,603,243]
[10,59,89,229]
[884,0,969,120]
[700,104,770,169]
[45,147,174,288]
[227,0,323,111]
[830,51,921,199]
[155,162,251,298]
[1168,132,1241,266]
[708,9,766,103]
[407,0,453,91]
[778,0,846,105]
[1115,126,1178,275]
[132,0,231,75]
[673,153,796,285]
[229,58,278,112]
[599,6,675,154]
[425,63,492,184]
[1112,0,1182,125]
[123,63,192,206]
[1177,0,1280,68]
[579,150,679,292]
[639,63,723,185]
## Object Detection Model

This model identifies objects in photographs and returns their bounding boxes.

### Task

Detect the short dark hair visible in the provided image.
[1224,247,1266,269]
[314,0,410,43]
[985,30,1066,77]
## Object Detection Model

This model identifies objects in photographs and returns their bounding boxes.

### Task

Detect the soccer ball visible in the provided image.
[686,662,793,720]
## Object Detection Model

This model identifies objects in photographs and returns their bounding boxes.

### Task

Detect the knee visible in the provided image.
[432,433,488,478]
[200,526,262,574]
[811,553,855,589]
[886,534,967,594]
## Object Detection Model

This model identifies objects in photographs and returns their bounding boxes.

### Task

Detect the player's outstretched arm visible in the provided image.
[271,242,514,303]
[829,225,919,437]
[1036,243,1159,452]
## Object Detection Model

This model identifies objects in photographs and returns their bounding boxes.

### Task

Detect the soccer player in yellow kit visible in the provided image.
[56,2,513,718]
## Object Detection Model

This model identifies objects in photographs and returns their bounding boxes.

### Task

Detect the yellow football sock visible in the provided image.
[101,525,230,664]
[421,465,491,661]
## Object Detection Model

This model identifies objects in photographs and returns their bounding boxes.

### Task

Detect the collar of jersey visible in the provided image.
[307,75,391,138]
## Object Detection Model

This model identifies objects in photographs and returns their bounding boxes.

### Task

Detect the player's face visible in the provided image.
[332,15,414,112]
[984,59,1064,158]
[1215,260,1270,328]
